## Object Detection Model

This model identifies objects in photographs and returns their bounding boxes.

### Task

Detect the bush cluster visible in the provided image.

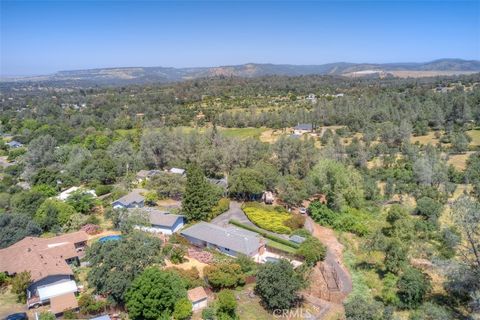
[242,202,295,234]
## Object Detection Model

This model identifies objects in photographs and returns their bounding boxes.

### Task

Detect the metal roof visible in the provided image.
[181,222,263,256]
[38,280,77,300]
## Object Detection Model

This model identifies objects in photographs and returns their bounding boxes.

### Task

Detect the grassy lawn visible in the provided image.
[242,202,292,234]
[467,129,480,147]
[266,240,298,254]
[0,288,25,318]
[218,127,268,139]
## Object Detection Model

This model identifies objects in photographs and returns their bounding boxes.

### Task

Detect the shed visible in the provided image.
[187,286,208,311]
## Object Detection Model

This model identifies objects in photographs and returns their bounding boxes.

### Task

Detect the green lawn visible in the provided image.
[218,127,268,139]
[266,240,298,254]
[467,129,480,147]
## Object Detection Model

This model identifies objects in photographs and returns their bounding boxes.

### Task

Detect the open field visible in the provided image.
[447,151,474,170]
[410,131,440,145]
[467,129,480,147]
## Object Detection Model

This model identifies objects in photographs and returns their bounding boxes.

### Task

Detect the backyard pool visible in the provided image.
[264,256,280,263]
[99,235,122,243]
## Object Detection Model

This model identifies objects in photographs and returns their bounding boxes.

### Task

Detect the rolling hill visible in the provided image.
[3,59,480,86]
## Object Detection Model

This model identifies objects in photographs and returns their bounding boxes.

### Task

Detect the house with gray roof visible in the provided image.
[293,123,314,135]
[112,190,145,209]
[6,140,23,148]
[180,222,265,257]
[135,170,161,183]
[134,208,185,235]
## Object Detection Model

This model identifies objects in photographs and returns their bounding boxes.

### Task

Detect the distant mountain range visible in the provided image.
[3,59,480,86]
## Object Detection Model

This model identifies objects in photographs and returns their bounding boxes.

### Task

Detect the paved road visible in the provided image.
[210,200,254,227]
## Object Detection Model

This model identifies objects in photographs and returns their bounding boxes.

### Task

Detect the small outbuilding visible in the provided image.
[112,190,145,209]
[187,286,208,311]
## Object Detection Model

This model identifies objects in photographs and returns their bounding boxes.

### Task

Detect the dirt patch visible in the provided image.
[165,256,209,276]
[447,152,474,171]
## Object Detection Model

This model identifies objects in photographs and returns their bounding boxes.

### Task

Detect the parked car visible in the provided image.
[299,207,307,214]
[5,313,28,320]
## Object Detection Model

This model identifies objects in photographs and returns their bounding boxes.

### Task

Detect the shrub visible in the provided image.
[217,290,237,318]
[204,263,245,289]
[173,298,193,320]
[229,219,300,248]
[297,237,326,265]
[283,215,305,230]
[397,267,432,309]
[242,202,292,234]
[11,271,31,303]
[38,312,56,320]
[78,293,107,315]
[210,198,230,220]
[202,307,216,320]
[95,184,113,196]
[166,267,204,289]
[0,272,8,287]
[309,202,373,236]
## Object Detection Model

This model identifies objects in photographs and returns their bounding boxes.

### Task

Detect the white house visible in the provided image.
[293,123,314,135]
[135,209,185,235]
[57,186,97,201]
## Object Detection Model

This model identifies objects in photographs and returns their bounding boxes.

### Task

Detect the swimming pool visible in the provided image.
[264,256,280,263]
[98,235,122,243]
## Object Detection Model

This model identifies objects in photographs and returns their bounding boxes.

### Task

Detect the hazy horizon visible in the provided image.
[1,1,479,76]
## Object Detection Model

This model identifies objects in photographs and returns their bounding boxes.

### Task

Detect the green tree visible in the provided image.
[409,302,453,320]
[397,267,432,309]
[384,238,408,274]
[344,295,384,320]
[415,197,443,225]
[66,191,97,214]
[228,168,264,199]
[0,213,41,249]
[277,175,309,207]
[255,259,302,310]
[86,232,163,304]
[11,271,31,303]
[308,159,364,210]
[10,190,47,217]
[173,297,193,320]
[182,164,219,221]
[204,263,245,289]
[78,293,107,315]
[217,290,237,319]
[38,312,56,320]
[35,199,76,231]
[126,268,187,320]
[297,237,327,266]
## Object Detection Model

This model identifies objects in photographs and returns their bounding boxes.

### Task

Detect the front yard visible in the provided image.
[242,202,293,234]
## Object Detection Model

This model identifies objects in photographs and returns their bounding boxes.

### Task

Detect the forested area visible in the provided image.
[1,73,480,319]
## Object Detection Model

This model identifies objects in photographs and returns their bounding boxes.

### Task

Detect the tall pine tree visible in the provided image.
[182,164,217,221]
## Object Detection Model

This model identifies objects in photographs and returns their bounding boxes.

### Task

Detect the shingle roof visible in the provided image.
[187,286,208,302]
[113,190,144,206]
[49,292,78,314]
[181,222,263,256]
[127,208,184,227]
[293,123,313,131]
[0,231,88,282]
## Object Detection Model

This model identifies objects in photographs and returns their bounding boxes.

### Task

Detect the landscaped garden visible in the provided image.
[242,202,302,234]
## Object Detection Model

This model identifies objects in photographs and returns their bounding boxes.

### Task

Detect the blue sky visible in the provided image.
[1,1,479,76]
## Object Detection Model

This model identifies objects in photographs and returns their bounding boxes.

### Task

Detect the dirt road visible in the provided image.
[304,217,353,318]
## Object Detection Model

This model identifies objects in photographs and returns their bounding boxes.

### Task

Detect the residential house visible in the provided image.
[293,123,314,135]
[207,177,228,196]
[169,167,186,175]
[135,170,161,184]
[56,186,97,201]
[112,190,145,209]
[306,93,317,103]
[6,140,23,148]
[0,231,88,313]
[187,287,208,311]
[134,208,185,235]
[180,222,265,258]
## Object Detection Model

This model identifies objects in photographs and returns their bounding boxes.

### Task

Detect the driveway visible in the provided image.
[305,217,353,296]
[210,201,254,228]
